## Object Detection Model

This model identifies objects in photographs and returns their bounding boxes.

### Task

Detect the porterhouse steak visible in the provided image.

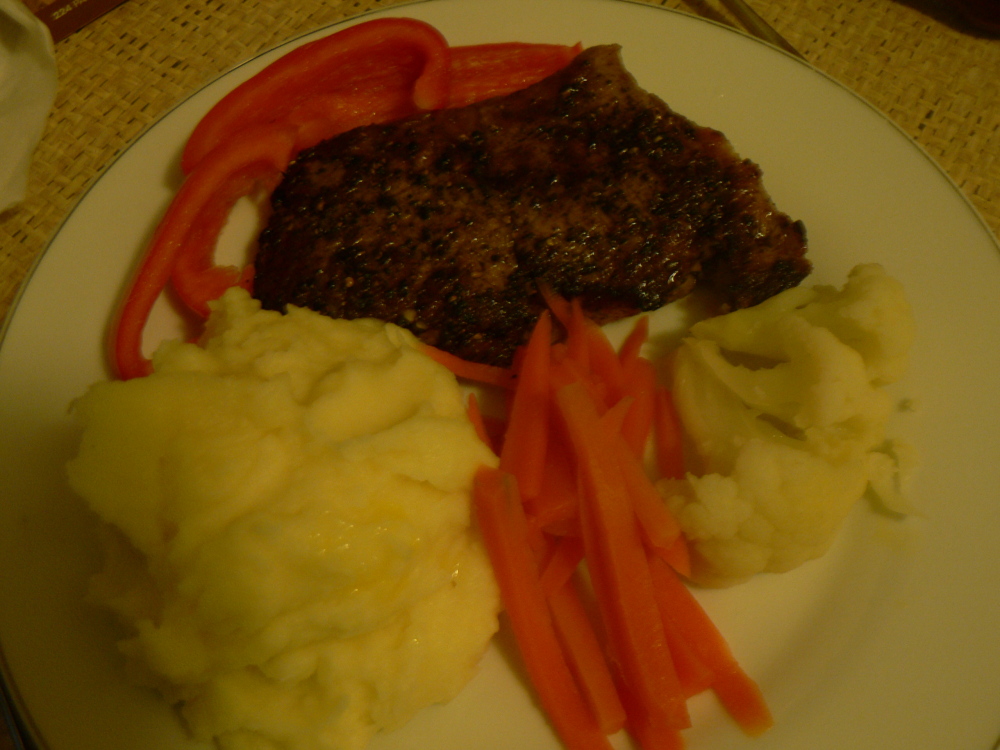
[253,44,810,366]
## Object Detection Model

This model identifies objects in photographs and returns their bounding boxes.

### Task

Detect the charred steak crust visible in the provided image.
[254,45,810,366]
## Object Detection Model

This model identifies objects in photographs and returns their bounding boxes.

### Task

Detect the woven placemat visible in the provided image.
[694,0,1000,233]
[0,0,412,328]
[0,0,998,332]
[762,0,1000,225]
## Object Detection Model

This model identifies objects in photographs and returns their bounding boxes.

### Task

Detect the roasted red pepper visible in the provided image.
[181,17,451,173]
[112,124,297,380]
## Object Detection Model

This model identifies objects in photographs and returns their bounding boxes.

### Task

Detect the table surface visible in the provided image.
[0,0,998,747]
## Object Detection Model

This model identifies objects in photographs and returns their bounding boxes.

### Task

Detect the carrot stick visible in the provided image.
[485,300,771,747]
[598,396,633,437]
[473,467,615,750]
[654,534,693,579]
[584,327,626,408]
[539,535,585,596]
[556,381,690,734]
[612,432,682,551]
[654,388,686,480]
[565,299,591,374]
[620,356,657,458]
[548,580,628,735]
[550,352,609,416]
[618,315,649,370]
[538,284,573,329]
[602,397,683,567]
[548,348,578,390]
[525,429,580,531]
[647,555,773,736]
[619,683,687,750]
[419,342,516,389]
[499,310,552,499]
[564,305,626,409]
[660,611,715,699]
[711,668,774,737]
[482,414,507,454]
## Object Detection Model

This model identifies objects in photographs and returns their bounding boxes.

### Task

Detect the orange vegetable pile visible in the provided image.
[425,295,773,750]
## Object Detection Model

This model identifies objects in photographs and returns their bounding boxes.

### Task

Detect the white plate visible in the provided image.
[2,0,1000,748]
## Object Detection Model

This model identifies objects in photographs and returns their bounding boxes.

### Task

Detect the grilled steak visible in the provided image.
[254,44,809,366]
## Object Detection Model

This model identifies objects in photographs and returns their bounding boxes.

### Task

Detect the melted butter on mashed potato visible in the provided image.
[66,288,501,750]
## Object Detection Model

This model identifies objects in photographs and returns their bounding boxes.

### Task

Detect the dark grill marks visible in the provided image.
[253,45,810,366]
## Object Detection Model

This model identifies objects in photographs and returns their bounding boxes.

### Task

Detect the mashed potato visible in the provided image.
[67,288,500,750]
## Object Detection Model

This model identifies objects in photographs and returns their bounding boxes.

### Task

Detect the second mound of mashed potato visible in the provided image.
[67,288,501,750]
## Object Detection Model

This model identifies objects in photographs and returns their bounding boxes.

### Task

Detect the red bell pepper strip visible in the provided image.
[282,85,423,155]
[447,42,582,109]
[169,162,281,318]
[113,21,586,380]
[181,17,451,174]
[111,123,297,380]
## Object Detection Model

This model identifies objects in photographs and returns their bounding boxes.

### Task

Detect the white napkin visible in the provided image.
[0,0,56,213]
